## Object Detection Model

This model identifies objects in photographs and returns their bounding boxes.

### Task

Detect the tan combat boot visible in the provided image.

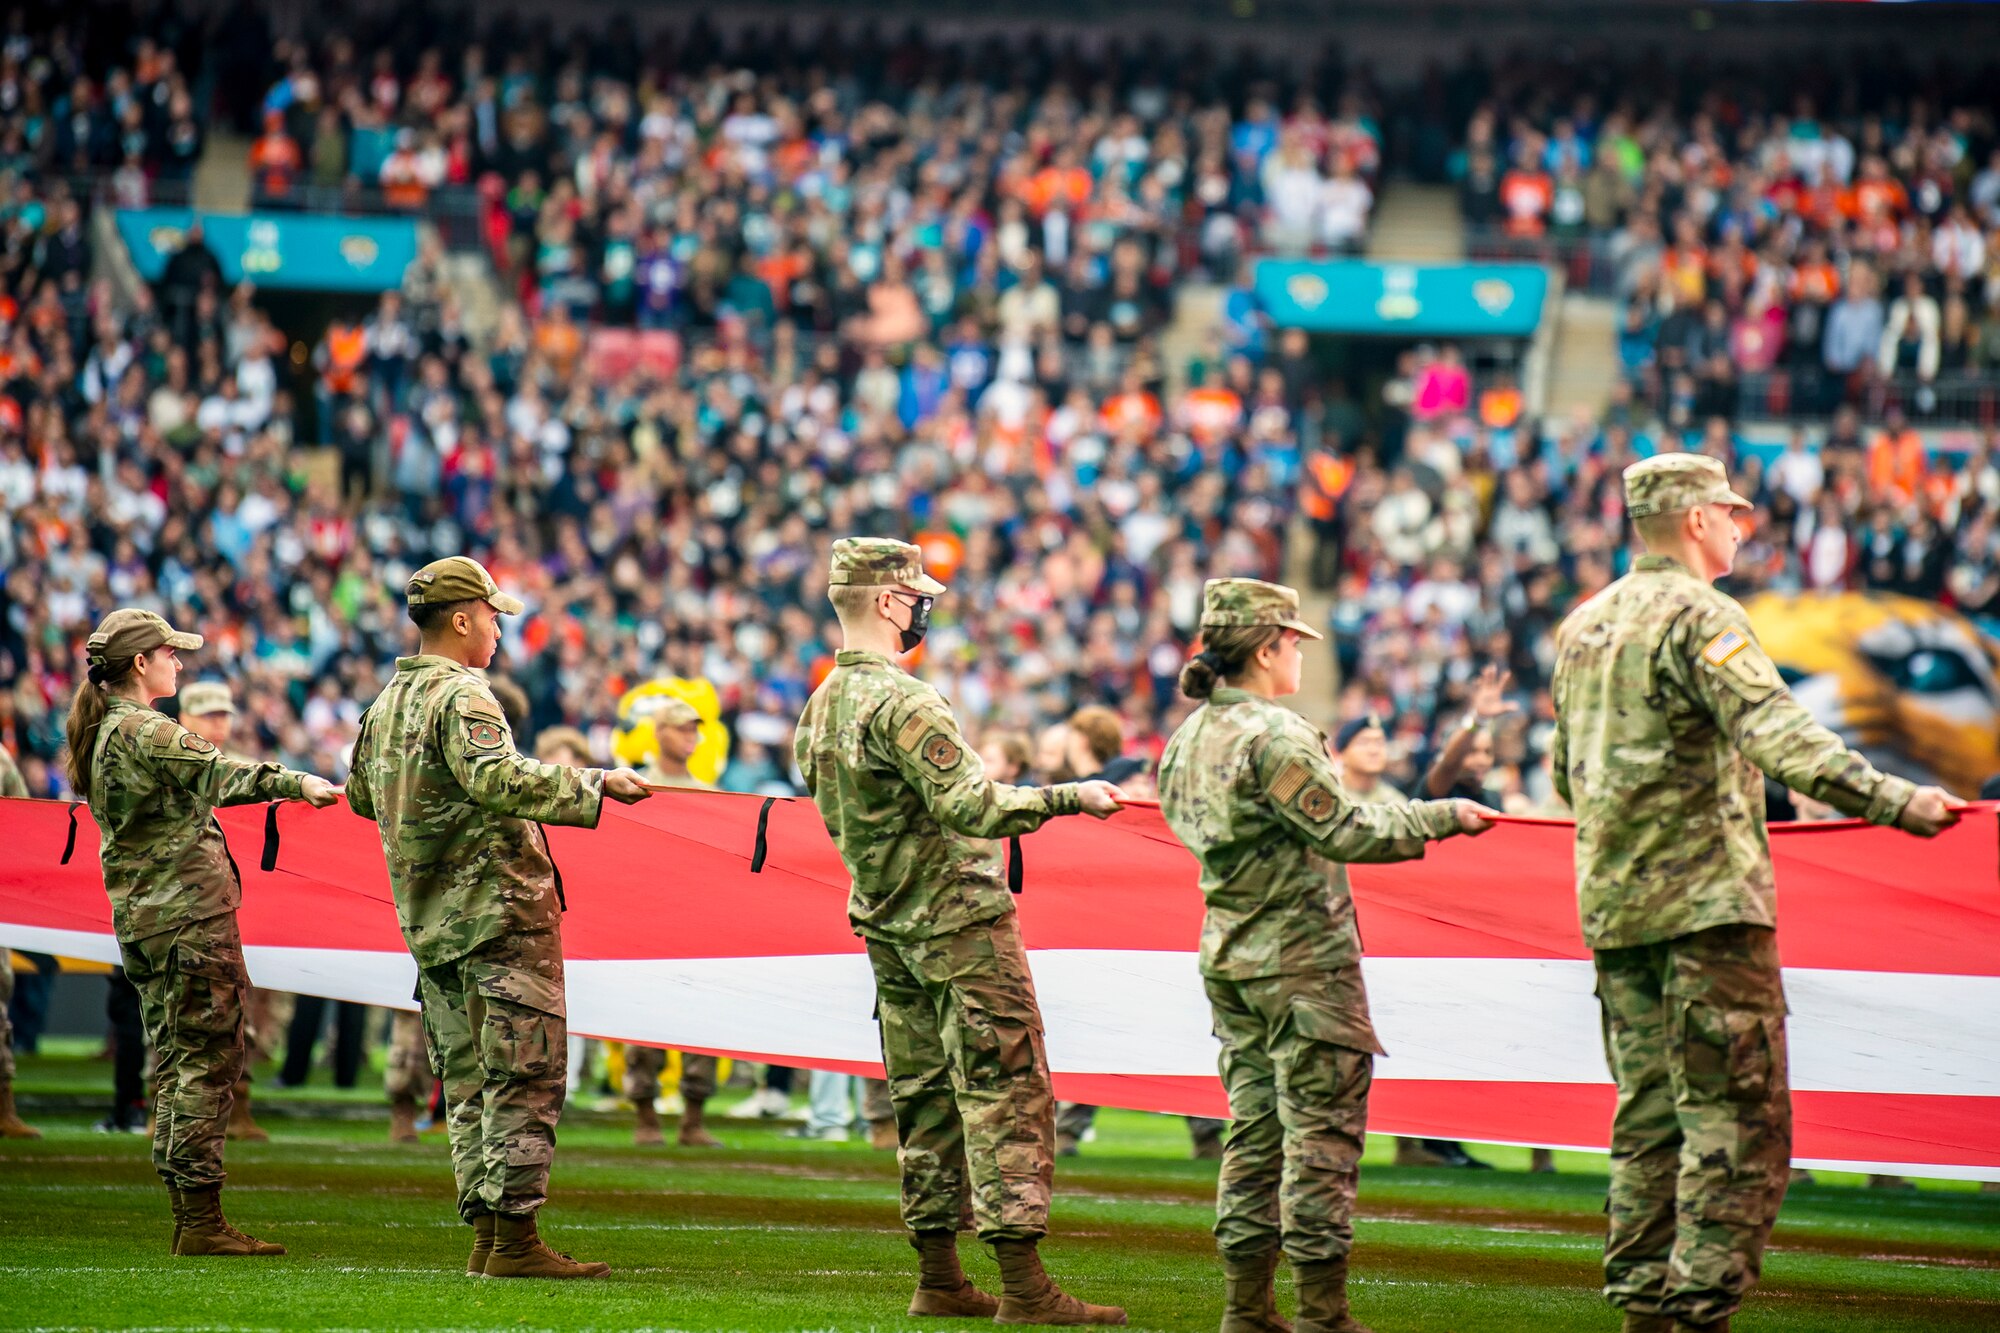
[172,1184,286,1256]
[481,1211,610,1279]
[1293,1257,1370,1333]
[1392,1138,1443,1167]
[0,1085,41,1139]
[991,1238,1127,1325]
[225,1079,269,1142]
[1621,1314,1675,1333]
[466,1212,496,1276]
[905,1229,998,1318]
[677,1096,721,1148]
[633,1099,666,1146]
[869,1117,899,1151]
[1221,1250,1293,1333]
[389,1098,421,1145]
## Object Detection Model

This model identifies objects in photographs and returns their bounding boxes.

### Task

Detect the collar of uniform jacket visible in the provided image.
[833,649,892,667]
[1632,554,1690,573]
[1206,686,1258,706]
[393,654,476,674]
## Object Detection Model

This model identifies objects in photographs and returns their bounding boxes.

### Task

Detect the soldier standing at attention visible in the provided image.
[1551,455,1959,1333]
[1158,579,1494,1333]
[63,610,339,1254]
[795,538,1130,1326]
[625,697,724,1149]
[345,557,652,1280]
[178,681,275,1147]
[0,741,41,1140]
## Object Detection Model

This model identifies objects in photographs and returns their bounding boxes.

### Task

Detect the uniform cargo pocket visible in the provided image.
[1678,1000,1777,1106]
[1288,994,1386,1057]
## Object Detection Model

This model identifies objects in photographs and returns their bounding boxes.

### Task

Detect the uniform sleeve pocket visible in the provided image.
[1288,994,1387,1057]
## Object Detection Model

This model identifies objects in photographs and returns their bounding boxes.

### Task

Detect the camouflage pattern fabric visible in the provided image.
[0,952,14,1087]
[1156,686,1460,980]
[417,928,567,1220]
[85,697,306,943]
[622,1046,718,1103]
[118,912,251,1189]
[346,655,605,969]
[0,743,26,796]
[1207,966,1379,1263]
[1551,555,1917,950]
[867,915,1052,1240]
[794,649,1081,944]
[244,989,293,1067]
[1595,924,1790,1326]
[385,1008,431,1103]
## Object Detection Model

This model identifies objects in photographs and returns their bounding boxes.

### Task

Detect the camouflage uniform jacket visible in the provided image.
[1551,554,1918,950]
[1158,687,1461,981]
[346,655,604,970]
[795,649,1083,943]
[86,696,307,943]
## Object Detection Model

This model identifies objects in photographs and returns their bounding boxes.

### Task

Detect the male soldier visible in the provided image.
[346,556,653,1279]
[1552,454,1960,1333]
[384,1007,433,1145]
[795,538,1130,1325]
[625,698,724,1148]
[0,742,39,1139]
[177,681,277,1146]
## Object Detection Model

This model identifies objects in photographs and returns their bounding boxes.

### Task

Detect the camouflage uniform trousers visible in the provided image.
[118,911,251,1189]
[386,1008,432,1104]
[1595,923,1791,1326]
[418,928,568,1220]
[244,989,295,1068]
[0,950,15,1088]
[621,1046,719,1104]
[867,913,1054,1241]
[1206,965,1376,1265]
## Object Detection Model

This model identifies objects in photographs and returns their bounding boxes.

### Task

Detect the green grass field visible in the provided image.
[3,1043,1996,1331]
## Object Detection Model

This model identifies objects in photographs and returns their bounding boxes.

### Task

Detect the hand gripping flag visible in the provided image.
[1,793,1995,1180]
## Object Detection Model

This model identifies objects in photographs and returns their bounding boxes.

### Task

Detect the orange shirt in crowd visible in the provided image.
[1478,384,1523,430]
[1499,168,1553,238]
[1867,428,1927,507]
[249,130,301,198]
[1099,389,1163,439]
[321,322,366,395]
[1789,262,1841,305]
[1179,385,1243,444]
[1022,165,1092,219]
[1660,244,1709,305]
[1849,177,1909,223]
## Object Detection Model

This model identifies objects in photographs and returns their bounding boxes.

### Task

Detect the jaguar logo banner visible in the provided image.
[1,794,1994,1180]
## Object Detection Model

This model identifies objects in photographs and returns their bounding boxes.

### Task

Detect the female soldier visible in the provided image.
[1157,580,1494,1333]
[65,609,337,1256]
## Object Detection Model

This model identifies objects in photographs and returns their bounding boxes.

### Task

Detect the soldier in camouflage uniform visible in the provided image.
[795,537,1130,1326]
[1158,580,1493,1333]
[625,697,724,1148]
[64,610,338,1254]
[0,742,39,1140]
[385,1009,432,1144]
[345,557,652,1280]
[1551,455,1959,1333]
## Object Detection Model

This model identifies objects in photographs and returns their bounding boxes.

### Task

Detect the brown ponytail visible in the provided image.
[65,655,136,796]
[1179,625,1283,700]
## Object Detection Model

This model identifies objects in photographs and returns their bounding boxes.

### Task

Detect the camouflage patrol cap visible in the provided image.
[828,538,946,594]
[1200,578,1325,641]
[406,556,526,615]
[1623,453,1753,518]
[178,681,236,717]
[86,608,202,667]
[652,698,701,730]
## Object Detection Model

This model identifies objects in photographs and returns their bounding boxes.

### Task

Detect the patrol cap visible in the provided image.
[1334,713,1386,752]
[179,681,236,717]
[1200,578,1324,641]
[652,698,701,730]
[86,609,202,667]
[1623,453,1753,518]
[406,556,525,615]
[827,538,946,595]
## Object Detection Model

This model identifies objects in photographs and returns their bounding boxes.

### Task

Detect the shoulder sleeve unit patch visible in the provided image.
[465,719,506,751]
[178,733,216,755]
[1296,783,1337,821]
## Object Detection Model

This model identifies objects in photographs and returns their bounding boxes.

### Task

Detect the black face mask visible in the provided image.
[891,593,934,653]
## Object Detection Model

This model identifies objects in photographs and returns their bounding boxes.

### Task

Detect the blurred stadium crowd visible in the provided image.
[4,5,2000,840]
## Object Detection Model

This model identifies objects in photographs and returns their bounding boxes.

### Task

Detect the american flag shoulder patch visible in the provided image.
[1701,628,1749,667]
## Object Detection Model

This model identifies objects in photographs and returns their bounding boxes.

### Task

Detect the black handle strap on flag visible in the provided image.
[59,802,81,864]
[750,797,776,873]
[260,802,282,872]
[1007,835,1023,894]
[538,824,566,911]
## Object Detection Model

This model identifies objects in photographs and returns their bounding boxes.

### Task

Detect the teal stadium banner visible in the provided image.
[116,210,419,293]
[1253,259,1550,338]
